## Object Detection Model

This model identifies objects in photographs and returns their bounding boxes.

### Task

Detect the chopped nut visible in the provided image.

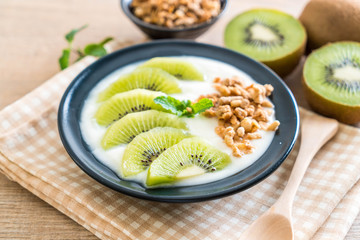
[236,127,245,137]
[244,105,255,116]
[230,98,250,108]
[253,108,268,122]
[245,132,262,140]
[220,111,233,120]
[199,76,279,158]
[232,147,243,157]
[214,84,231,96]
[230,115,240,126]
[235,140,254,154]
[267,120,280,131]
[261,100,274,108]
[241,117,260,133]
[219,96,243,105]
[234,107,247,120]
[224,134,234,147]
[224,126,235,137]
[204,108,216,117]
[131,0,221,28]
[264,84,274,96]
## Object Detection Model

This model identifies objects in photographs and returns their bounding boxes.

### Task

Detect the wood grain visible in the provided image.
[0,0,359,239]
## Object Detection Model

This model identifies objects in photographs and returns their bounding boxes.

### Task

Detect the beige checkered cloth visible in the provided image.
[1,45,360,240]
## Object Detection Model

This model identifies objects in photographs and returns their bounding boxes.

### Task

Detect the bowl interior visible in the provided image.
[58,40,299,203]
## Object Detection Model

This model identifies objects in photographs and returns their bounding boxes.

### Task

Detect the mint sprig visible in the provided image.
[154,96,213,118]
[59,25,113,70]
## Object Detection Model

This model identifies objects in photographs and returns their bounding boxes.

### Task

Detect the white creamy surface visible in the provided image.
[80,56,275,187]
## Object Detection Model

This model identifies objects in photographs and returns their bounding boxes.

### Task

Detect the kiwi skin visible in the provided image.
[302,42,360,125]
[303,77,360,125]
[299,0,360,51]
[263,41,306,77]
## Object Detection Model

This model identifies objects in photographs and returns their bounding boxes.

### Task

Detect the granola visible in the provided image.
[199,76,280,157]
[131,0,221,28]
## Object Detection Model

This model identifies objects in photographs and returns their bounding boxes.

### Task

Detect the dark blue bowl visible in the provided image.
[120,0,227,39]
[58,40,299,203]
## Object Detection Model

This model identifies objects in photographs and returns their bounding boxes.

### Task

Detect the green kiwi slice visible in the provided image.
[139,57,204,81]
[120,127,191,177]
[101,110,188,149]
[224,8,306,77]
[303,41,360,124]
[95,89,164,126]
[97,68,182,102]
[146,137,231,186]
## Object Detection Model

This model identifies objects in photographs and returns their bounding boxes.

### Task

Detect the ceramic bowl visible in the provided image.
[58,40,299,203]
[120,0,227,39]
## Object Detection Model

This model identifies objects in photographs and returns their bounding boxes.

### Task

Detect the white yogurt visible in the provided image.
[80,56,275,187]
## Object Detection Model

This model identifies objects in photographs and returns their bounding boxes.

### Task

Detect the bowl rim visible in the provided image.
[58,39,299,203]
[120,0,228,32]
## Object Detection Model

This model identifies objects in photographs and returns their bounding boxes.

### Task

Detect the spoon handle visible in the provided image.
[273,114,338,215]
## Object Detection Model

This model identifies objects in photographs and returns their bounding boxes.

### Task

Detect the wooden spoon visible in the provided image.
[240,114,339,240]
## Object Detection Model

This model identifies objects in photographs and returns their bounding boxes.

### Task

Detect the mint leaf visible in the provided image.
[99,37,114,46]
[154,96,185,116]
[65,25,88,44]
[191,98,214,114]
[59,24,113,70]
[154,96,213,118]
[84,44,107,57]
[59,49,70,70]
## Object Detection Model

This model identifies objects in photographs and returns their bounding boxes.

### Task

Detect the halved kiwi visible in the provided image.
[97,68,182,102]
[139,57,204,81]
[146,137,231,186]
[224,8,307,77]
[101,110,188,149]
[95,89,164,126]
[120,127,191,177]
[303,41,360,124]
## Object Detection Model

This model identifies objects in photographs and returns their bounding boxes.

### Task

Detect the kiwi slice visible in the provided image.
[95,89,164,126]
[97,68,182,102]
[224,9,307,77]
[303,42,360,124]
[120,127,191,177]
[139,57,204,81]
[146,137,231,186]
[101,110,188,149]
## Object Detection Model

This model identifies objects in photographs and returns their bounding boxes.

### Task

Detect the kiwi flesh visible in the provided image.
[146,137,231,186]
[139,57,204,81]
[303,42,360,124]
[120,127,191,177]
[101,110,188,149]
[299,0,360,51]
[97,68,182,102]
[224,8,306,77]
[95,89,164,126]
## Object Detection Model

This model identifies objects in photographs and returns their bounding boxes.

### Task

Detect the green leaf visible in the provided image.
[99,37,114,46]
[59,49,71,70]
[65,25,88,44]
[154,96,213,118]
[191,98,214,114]
[154,96,185,116]
[84,44,107,57]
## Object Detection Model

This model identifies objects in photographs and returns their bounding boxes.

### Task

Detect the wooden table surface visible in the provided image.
[1,0,359,239]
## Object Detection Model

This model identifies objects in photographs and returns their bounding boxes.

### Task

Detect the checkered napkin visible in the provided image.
[1,44,360,240]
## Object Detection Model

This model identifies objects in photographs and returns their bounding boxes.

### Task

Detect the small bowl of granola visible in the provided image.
[121,0,227,39]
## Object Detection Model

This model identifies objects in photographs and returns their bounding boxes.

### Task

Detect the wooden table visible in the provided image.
[0,0,359,239]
